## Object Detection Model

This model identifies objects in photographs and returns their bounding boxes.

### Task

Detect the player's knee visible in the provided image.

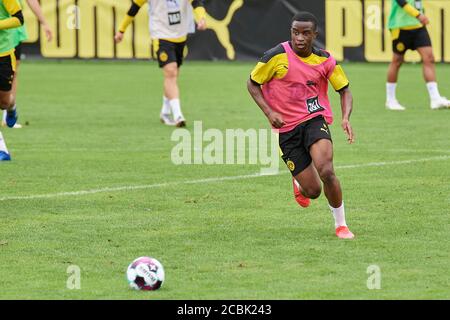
[163,65,178,79]
[392,57,404,68]
[304,185,322,199]
[0,94,12,109]
[422,54,435,65]
[318,166,336,184]
[164,73,177,81]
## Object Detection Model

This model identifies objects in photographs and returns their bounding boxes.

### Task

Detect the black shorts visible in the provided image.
[152,39,186,68]
[14,43,22,61]
[279,116,332,176]
[0,54,15,92]
[392,27,432,55]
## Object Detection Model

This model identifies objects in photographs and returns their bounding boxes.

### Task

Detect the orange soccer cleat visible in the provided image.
[292,177,310,208]
[335,226,355,239]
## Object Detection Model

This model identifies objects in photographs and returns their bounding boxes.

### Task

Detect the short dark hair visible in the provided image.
[292,12,318,31]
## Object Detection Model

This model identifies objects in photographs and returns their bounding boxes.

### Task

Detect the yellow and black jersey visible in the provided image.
[250,43,349,92]
[389,0,423,33]
[118,0,206,43]
[0,0,24,57]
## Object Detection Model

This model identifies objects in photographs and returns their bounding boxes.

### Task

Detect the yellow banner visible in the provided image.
[23,0,151,59]
[326,0,450,62]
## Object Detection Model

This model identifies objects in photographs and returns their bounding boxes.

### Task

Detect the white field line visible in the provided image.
[377,148,450,154]
[0,155,449,202]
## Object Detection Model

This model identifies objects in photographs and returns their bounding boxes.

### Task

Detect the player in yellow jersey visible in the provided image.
[386,0,450,110]
[2,0,52,128]
[0,0,24,161]
[115,0,207,127]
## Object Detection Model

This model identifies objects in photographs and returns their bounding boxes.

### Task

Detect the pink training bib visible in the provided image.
[262,42,336,133]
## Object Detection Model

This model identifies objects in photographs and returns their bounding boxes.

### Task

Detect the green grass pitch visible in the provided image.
[0,59,449,299]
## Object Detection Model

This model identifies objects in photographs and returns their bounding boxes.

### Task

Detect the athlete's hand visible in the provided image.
[197,18,207,31]
[418,14,429,25]
[114,32,124,43]
[42,23,53,42]
[267,111,285,129]
[341,119,354,144]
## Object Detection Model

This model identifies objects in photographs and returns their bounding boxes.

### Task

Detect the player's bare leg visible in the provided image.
[417,46,450,109]
[417,46,436,82]
[162,62,185,127]
[0,91,13,111]
[293,163,321,208]
[309,139,341,207]
[0,130,11,161]
[387,52,404,83]
[0,89,17,128]
[2,60,22,128]
[10,60,19,104]
[309,139,354,239]
[386,53,406,111]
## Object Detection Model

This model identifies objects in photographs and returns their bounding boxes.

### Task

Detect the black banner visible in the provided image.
[187,0,325,61]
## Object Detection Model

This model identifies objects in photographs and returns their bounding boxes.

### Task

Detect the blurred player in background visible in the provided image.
[247,12,355,239]
[0,0,24,161]
[386,0,450,110]
[1,0,53,128]
[115,0,207,127]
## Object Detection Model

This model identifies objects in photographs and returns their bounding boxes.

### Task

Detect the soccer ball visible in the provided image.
[126,256,165,291]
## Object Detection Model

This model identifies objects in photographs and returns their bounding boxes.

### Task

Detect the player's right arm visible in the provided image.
[0,0,24,30]
[247,45,287,129]
[190,0,207,30]
[247,79,285,129]
[395,0,429,25]
[115,0,147,43]
[26,0,52,41]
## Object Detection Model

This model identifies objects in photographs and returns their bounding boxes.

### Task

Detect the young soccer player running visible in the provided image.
[386,0,450,110]
[1,0,53,128]
[115,0,207,127]
[247,12,355,239]
[0,0,24,161]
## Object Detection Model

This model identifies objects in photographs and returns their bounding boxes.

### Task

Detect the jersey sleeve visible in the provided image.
[4,0,21,14]
[250,44,288,85]
[118,0,146,33]
[190,0,206,22]
[329,63,350,91]
[396,0,421,17]
[134,0,147,7]
[0,0,23,30]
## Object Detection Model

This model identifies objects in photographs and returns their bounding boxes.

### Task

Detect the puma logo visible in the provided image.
[205,0,244,60]
[320,124,329,135]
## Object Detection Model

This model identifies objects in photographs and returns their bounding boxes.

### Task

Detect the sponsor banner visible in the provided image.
[21,0,450,62]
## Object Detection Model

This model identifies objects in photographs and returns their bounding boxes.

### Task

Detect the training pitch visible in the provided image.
[0,60,449,299]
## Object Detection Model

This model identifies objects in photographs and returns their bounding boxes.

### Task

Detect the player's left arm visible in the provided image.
[115,0,146,42]
[329,64,354,144]
[396,0,429,25]
[339,87,354,144]
[26,0,52,41]
[190,0,207,30]
[0,0,24,30]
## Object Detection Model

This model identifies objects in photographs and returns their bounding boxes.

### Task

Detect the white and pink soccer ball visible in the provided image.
[126,257,165,291]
